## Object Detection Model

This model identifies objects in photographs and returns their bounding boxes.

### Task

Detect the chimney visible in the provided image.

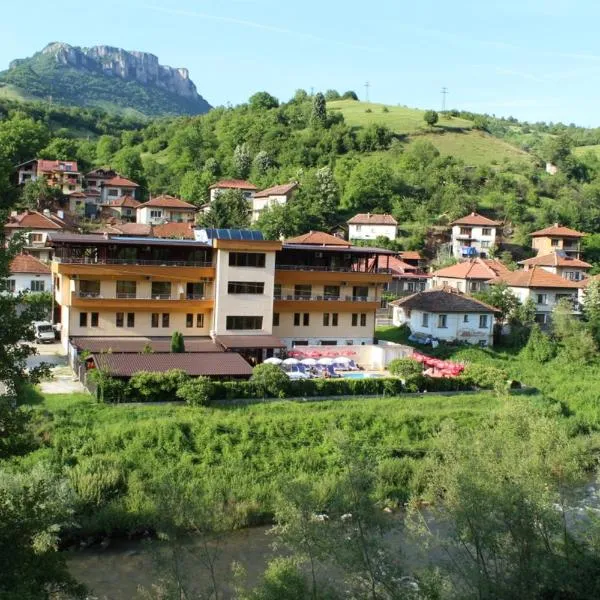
[43,209,51,216]
[554,222,559,227]
[10,210,17,218]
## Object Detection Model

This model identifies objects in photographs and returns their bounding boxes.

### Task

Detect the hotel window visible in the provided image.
[30,280,45,292]
[186,282,205,299]
[127,313,135,328]
[273,313,280,327]
[226,316,263,330]
[323,313,330,326]
[152,282,171,299]
[353,286,369,300]
[6,280,15,292]
[91,312,99,327]
[438,314,448,328]
[352,313,358,326]
[228,281,265,294]
[116,312,124,328]
[332,313,338,326]
[479,315,489,329]
[151,313,159,328]
[294,284,312,299]
[481,228,492,236]
[228,252,266,268]
[422,313,429,327]
[360,313,367,326]
[303,313,310,326]
[79,312,87,327]
[294,313,300,326]
[116,280,136,298]
[162,313,170,328]
[186,313,193,328]
[196,314,204,328]
[537,294,548,305]
[324,285,340,299]
[274,284,282,299]
[79,280,100,297]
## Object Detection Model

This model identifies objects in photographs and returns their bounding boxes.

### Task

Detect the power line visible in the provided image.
[364,81,370,103]
[441,87,448,112]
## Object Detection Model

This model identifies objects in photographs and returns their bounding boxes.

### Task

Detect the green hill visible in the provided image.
[0,42,211,117]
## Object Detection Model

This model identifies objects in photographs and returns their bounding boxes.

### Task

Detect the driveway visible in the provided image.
[25,342,87,395]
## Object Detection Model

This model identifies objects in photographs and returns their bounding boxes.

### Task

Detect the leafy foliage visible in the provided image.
[387,357,423,378]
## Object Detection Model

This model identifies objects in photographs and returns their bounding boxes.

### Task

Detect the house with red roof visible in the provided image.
[8,254,51,295]
[137,195,197,225]
[347,213,398,241]
[209,179,258,203]
[372,255,429,296]
[518,251,591,282]
[430,258,511,293]
[83,168,140,204]
[101,196,141,222]
[530,224,585,259]
[251,182,298,222]
[450,212,502,259]
[15,159,83,194]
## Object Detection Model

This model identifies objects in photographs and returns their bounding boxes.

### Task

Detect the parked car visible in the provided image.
[32,321,55,344]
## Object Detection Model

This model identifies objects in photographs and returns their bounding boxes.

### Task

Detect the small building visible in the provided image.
[67,190,103,218]
[99,175,140,203]
[429,258,511,293]
[137,195,197,225]
[518,251,591,282]
[530,224,585,259]
[103,196,141,222]
[397,251,424,268]
[251,182,298,222]
[15,159,83,193]
[377,255,429,296]
[493,266,582,326]
[7,254,52,295]
[347,213,398,241]
[209,179,258,203]
[450,212,501,259]
[85,168,118,190]
[390,288,497,346]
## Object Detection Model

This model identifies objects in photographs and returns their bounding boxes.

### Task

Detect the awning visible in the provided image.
[215,334,286,350]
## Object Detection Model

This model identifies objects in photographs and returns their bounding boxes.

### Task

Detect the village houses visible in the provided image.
[251,182,298,222]
[429,258,511,293]
[530,224,585,258]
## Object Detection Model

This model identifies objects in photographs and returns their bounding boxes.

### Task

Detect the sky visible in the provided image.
[1,0,599,125]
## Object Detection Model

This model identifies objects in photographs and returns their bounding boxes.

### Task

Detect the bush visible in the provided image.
[388,358,423,378]
[129,369,189,402]
[250,364,290,398]
[424,110,439,127]
[69,456,124,509]
[176,377,214,406]
[522,324,556,363]
[462,364,509,392]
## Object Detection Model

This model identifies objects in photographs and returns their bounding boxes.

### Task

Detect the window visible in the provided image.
[406,282,415,292]
[353,286,369,300]
[352,313,358,326]
[565,271,582,281]
[186,282,205,299]
[332,313,338,326]
[228,252,266,268]
[87,312,98,328]
[537,294,548,305]
[463,314,470,323]
[196,314,204,328]
[469,281,479,292]
[162,313,170,328]
[68,185,75,191]
[480,241,490,248]
[108,189,119,197]
[186,313,193,328]
[438,314,448,328]
[151,313,159,328]
[535,313,548,325]
[152,281,171,299]
[303,313,310,326]
[551,239,559,247]
[294,313,300,326]
[422,313,429,327]
[459,227,471,236]
[79,312,87,327]
[293,340,309,347]
[273,312,280,327]
[323,313,330,326]
[226,316,263,330]
[116,312,124,327]
[116,280,136,298]
[321,340,338,345]
[324,285,340,299]
[360,313,367,326]
[294,284,312,299]
[228,281,265,294]
[79,280,100,297]
[29,233,43,243]
[30,280,45,292]
[479,315,489,328]
[481,228,492,236]
[127,313,135,328]
[6,279,15,292]
[274,284,282,299]
[150,209,162,218]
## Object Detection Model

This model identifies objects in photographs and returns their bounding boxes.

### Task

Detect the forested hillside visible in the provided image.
[2,90,600,262]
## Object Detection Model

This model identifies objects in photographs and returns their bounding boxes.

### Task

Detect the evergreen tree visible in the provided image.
[170,331,185,353]
[310,92,327,128]
[233,143,252,179]
[198,189,250,229]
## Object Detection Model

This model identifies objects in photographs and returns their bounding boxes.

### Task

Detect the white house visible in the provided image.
[494,266,582,326]
[347,213,398,241]
[208,179,258,203]
[8,254,52,295]
[518,251,591,282]
[137,195,197,225]
[251,182,298,222]
[390,288,497,346]
[450,212,501,259]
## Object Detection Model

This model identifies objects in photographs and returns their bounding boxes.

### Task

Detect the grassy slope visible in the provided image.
[328,99,534,166]
[574,144,600,158]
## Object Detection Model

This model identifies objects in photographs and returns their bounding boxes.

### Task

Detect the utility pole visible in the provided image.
[441,87,448,112]
[364,81,370,103]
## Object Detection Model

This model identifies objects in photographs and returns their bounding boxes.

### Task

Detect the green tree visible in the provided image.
[423,110,439,127]
[39,137,78,161]
[310,92,327,128]
[249,91,279,110]
[233,143,252,179]
[341,156,399,212]
[250,363,289,398]
[522,323,556,363]
[19,177,62,210]
[198,188,250,229]
[95,134,120,165]
[552,298,597,364]
[179,169,212,206]
[111,146,144,184]
[0,111,50,164]
[583,279,600,342]
[324,89,341,101]
[255,202,303,239]
[170,330,185,353]
[252,150,273,176]
[341,90,359,100]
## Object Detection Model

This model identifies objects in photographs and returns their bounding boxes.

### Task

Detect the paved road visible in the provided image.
[25,342,86,395]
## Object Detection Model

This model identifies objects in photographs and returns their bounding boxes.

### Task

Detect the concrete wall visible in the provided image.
[348,224,397,241]
[532,236,581,257]
[508,285,578,317]
[7,272,52,294]
[451,225,497,258]
[138,207,196,224]
[251,194,288,222]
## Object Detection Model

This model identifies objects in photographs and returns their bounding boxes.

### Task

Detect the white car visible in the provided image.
[32,321,55,344]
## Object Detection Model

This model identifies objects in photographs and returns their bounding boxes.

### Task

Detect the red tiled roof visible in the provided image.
[254,182,298,198]
[285,231,351,246]
[450,212,501,226]
[370,255,425,275]
[432,258,511,280]
[140,195,196,209]
[5,210,66,230]
[390,288,499,313]
[530,224,585,238]
[93,352,252,377]
[109,195,141,208]
[347,213,398,226]
[86,168,117,179]
[72,337,223,353]
[10,254,50,274]
[398,251,422,260]
[152,222,196,239]
[494,266,582,289]
[519,252,591,268]
[209,179,258,190]
[104,176,139,188]
[114,223,152,236]
[37,159,78,173]
[68,191,87,198]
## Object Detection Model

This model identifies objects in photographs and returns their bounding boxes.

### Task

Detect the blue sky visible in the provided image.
[1,0,599,125]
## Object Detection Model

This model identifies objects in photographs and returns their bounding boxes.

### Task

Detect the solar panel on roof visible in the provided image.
[200,228,264,240]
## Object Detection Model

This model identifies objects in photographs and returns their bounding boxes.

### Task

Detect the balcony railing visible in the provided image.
[276,264,391,274]
[55,257,213,267]
[274,294,377,302]
[73,292,214,301]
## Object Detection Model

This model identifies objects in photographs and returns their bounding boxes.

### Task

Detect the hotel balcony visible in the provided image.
[275,264,391,285]
[70,291,214,311]
[273,294,380,312]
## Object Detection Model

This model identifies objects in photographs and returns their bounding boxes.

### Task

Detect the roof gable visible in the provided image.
[391,288,499,313]
[209,179,258,190]
[254,182,298,198]
[347,213,398,226]
[432,258,510,280]
[139,195,197,209]
[495,266,582,289]
[519,252,591,268]
[530,224,585,238]
[10,254,50,274]
[285,231,351,246]
[104,176,139,188]
[450,212,501,227]
[5,210,66,230]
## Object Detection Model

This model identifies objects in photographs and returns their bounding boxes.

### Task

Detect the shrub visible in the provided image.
[388,358,423,378]
[250,364,290,398]
[462,364,509,392]
[176,377,214,406]
[424,110,439,127]
[365,108,372,113]
[382,106,389,112]
[170,331,185,353]
[129,369,189,402]
[522,324,556,363]
[69,456,124,508]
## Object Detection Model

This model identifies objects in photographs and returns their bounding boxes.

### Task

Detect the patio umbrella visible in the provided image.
[300,358,317,366]
[283,358,300,365]
[317,357,334,365]
[334,356,351,365]
[264,357,283,365]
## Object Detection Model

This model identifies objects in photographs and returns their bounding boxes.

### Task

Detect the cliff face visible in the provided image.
[39,42,199,101]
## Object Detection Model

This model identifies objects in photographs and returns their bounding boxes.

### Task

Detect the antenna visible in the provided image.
[364,81,370,103]
[441,86,448,112]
